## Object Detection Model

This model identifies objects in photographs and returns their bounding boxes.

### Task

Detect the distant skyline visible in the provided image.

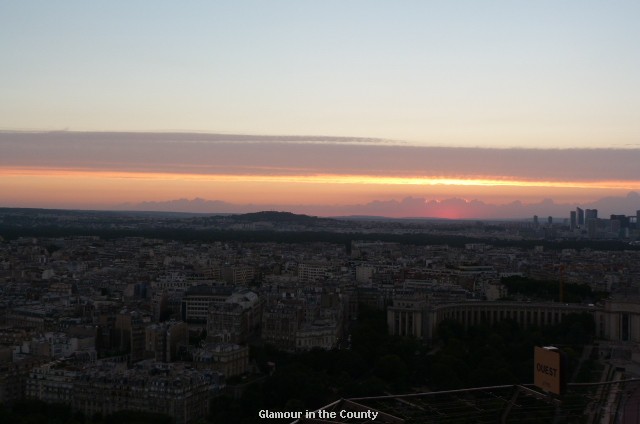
[113,191,640,221]
[1,2,639,217]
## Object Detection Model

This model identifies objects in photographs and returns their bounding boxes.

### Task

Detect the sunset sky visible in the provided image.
[1,1,639,218]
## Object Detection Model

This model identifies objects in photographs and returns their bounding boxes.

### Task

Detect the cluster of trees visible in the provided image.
[501,276,608,303]
[430,313,594,390]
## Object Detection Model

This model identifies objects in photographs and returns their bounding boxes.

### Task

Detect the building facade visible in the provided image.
[388,301,598,342]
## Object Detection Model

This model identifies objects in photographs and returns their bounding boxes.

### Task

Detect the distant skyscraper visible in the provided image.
[533,215,539,227]
[570,211,577,230]
[548,216,553,225]
[576,207,584,227]
[585,209,598,238]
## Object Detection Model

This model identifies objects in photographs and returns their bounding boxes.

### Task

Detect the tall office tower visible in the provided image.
[548,216,553,225]
[585,209,598,220]
[576,207,584,227]
[585,209,598,238]
[533,215,539,227]
[570,211,577,230]
[637,210,640,230]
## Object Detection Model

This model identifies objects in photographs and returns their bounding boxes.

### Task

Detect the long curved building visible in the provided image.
[387,298,640,343]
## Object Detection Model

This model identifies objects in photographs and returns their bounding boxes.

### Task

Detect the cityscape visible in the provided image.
[0,206,640,422]
[2,1,640,423]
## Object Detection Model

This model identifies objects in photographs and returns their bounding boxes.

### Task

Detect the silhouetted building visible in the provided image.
[576,207,584,227]
[72,362,213,424]
[113,311,147,364]
[222,265,256,285]
[206,290,261,344]
[180,285,233,324]
[192,343,249,378]
[596,298,640,342]
[0,356,49,403]
[387,297,427,338]
[610,214,629,237]
[145,320,188,362]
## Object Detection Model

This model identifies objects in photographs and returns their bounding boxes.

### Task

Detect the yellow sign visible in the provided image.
[534,346,562,395]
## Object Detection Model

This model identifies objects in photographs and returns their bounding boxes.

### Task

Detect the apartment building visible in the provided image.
[192,343,249,378]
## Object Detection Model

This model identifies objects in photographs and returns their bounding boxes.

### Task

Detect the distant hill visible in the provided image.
[230,211,330,224]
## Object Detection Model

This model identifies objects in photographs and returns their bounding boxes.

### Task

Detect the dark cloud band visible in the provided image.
[1,131,638,182]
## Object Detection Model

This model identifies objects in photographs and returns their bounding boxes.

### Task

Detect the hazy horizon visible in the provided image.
[113,191,640,220]
[1,130,640,219]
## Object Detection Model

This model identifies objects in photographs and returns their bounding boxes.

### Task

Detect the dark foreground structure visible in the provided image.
[293,377,640,424]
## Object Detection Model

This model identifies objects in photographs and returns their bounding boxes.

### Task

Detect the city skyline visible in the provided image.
[2,2,640,217]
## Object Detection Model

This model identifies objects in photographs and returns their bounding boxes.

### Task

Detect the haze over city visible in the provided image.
[2,1,639,218]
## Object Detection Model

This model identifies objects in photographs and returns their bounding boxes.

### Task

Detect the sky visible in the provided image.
[1,1,640,218]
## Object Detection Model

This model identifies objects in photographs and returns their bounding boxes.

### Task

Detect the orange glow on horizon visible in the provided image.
[1,166,639,215]
[1,167,639,191]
